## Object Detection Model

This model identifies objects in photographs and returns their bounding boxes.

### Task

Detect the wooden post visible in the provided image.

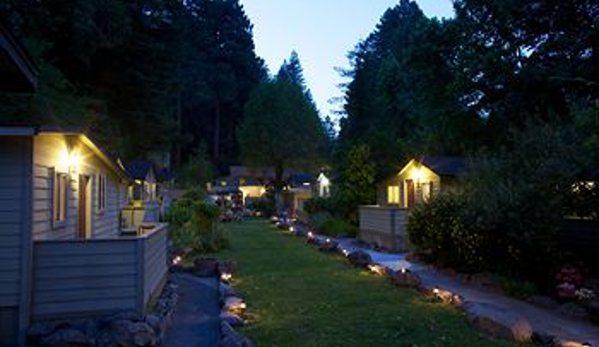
[136,237,146,317]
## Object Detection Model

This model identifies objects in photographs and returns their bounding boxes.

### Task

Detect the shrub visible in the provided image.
[495,276,537,300]
[250,199,276,217]
[320,218,358,238]
[166,197,229,253]
[407,193,489,271]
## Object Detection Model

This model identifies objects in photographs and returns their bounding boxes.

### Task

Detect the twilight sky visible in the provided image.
[240,0,455,121]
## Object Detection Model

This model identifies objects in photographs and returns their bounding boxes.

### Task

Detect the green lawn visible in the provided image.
[214,220,516,347]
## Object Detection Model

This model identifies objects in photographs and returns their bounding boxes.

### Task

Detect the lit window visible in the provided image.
[53,171,68,223]
[97,173,107,213]
[422,182,434,202]
[387,186,400,205]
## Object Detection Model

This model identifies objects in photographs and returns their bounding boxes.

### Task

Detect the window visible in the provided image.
[97,173,107,213]
[387,186,400,205]
[422,182,434,202]
[53,171,68,225]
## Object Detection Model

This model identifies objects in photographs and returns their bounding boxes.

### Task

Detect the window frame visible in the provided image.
[97,172,107,214]
[387,185,401,205]
[52,169,68,229]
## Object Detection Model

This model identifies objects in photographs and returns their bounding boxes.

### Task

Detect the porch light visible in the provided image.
[59,150,82,174]
[410,167,424,185]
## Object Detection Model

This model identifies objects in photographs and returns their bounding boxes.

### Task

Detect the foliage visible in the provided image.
[495,276,537,300]
[238,64,327,210]
[407,193,487,271]
[166,195,228,253]
[176,143,214,189]
[319,218,358,238]
[212,220,515,347]
[249,199,276,217]
[0,0,264,166]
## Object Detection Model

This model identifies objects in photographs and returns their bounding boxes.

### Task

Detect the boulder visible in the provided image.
[27,322,58,345]
[527,295,560,310]
[319,240,339,253]
[130,322,158,347]
[218,260,239,276]
[558,302,589,319]
[39,328,94,347]
[219,282,238,299]
[463,302,533,343]
[194,258,219,277]
[220,321,253,347]
[387,271,421,289]
[347,250,373,268]
[96,320,158,347]
[220,312,245,327]
[145,314,162,336]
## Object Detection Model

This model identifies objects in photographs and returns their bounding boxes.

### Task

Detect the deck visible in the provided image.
[30,223,169,321]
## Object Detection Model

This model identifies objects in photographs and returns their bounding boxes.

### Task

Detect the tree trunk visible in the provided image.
[213,101,221,162]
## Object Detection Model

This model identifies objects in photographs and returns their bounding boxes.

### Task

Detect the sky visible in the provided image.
[240,0,455,121]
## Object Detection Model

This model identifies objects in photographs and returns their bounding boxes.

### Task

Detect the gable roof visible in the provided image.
[419,156,468,177]
[0,23,38,93]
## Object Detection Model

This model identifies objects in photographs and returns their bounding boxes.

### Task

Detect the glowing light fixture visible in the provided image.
[410,167,424,184]
[172,256,183,266]
[220,273,233,282]
[307,231,314,239]
[59,150,82,174]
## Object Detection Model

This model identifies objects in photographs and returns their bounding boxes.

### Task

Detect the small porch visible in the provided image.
[30,223,169,321]
[358,206,411,252]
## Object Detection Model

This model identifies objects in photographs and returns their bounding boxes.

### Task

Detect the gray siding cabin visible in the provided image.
[0,128,169,347]
[359,156,467,252]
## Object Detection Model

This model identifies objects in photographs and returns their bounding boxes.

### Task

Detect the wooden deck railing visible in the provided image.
[358,206,411,252]
[31,223,169,321]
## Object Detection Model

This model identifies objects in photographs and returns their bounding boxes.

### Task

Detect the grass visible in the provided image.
[212,220,517,347]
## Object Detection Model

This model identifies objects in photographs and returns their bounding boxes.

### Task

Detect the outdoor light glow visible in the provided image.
[342,249,349,257]
[289,226,295,232]
[400,268,407,274]
[221,273,233,282]
[326,238,331,243]
[307,232,314,239]
[59,150,82,174]
[410,167,424,183]
[368,264,386,276]
[433,288,440,295]
[172,256,183,265]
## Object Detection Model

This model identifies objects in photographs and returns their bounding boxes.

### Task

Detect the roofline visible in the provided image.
[0,23,38,90]
[0,125,131,182]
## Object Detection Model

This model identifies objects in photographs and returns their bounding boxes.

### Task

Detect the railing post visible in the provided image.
[136,237,146,317]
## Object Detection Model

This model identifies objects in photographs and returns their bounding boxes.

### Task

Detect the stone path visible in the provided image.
[335,238,599,346]
[164,274,220,347]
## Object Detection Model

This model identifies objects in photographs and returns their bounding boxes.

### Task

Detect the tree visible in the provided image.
[238,78,327,211]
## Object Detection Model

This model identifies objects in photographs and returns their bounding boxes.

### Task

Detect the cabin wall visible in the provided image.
[32,134,124,241]
[0,136,33,347]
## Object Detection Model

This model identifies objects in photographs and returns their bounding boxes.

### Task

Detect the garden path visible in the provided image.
[164,274,220,347]
[335,238,599,346]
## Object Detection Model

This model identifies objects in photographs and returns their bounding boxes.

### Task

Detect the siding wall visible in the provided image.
[32,134,124,241]
[0,137,32,346]
[359,206,410,251]
[30,224,168,321]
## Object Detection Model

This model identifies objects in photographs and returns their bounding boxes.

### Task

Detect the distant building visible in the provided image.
[359,156,468,251]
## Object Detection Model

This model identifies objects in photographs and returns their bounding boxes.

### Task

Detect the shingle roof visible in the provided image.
[419,156,468,177]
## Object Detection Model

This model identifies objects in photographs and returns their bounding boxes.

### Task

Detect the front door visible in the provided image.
[405,180,415,208]
[78,175,91,239]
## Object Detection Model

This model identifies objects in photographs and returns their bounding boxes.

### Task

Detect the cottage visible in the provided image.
[0,128,169,346]
[359,156,467,251]
[122,160,162,230]
[287,173,316,215]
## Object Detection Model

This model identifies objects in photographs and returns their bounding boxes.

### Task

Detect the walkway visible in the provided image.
[336,238,599,346]
[164,274,220,347]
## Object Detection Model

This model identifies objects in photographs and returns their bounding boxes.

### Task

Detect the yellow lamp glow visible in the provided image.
[410,167,424,184]
[59,150,82,174]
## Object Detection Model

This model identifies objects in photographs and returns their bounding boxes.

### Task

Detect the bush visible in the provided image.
[495,276,537,300]
[165,197,229,253]
[250,199,276,217]
[407,193,489,271]
[320,218,358,238]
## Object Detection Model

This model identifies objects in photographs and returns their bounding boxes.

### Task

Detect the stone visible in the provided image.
[27,322,58,345]
[194,258,219,277]
[220,282,238,299]
[220,312,245,327]
[220,321,253,347]
[463,302,533,343]
[218,260,239,276]
[387,271,421,288]
[100,311,141,325]
[558,302,589,319]
[527,295,560,310]
[131,322,158,347]
[97,320,136,347]
[72,319,100,338]
[347,250,373,268]
[319,240,339,253]
[224,297,246,314]
[39,328,94,347]
[145,314,162,335]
